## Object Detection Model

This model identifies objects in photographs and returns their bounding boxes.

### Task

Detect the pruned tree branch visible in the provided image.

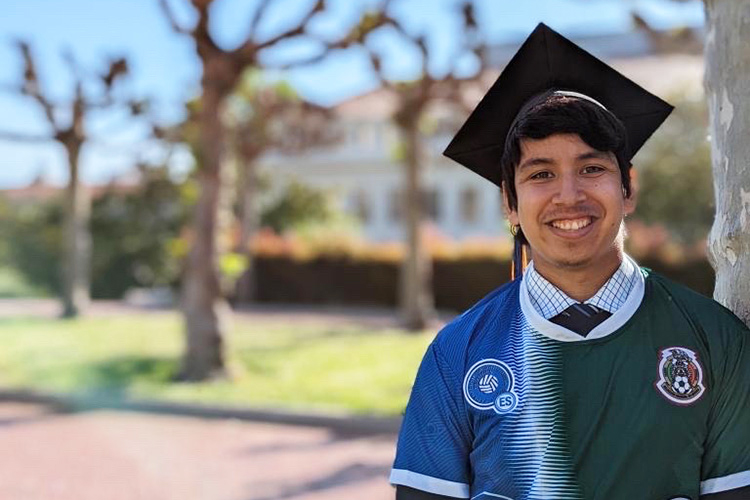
[630,10,702,55]
[158,0,192,35]
[249,0,273,37]
[240,0,325,56]
[102,57,129,89]
[61,48,85,80]
[16,41,58,128]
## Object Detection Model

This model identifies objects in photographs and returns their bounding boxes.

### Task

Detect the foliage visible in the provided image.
[251,228,512,262]
[89,166,191,298]
[0,312,434,415]
[2,172,348,299]
[2,166,190,299]
[2,196,63,295]
[632,89,714,245]
[0,267,47,298]
[260,180,338,234]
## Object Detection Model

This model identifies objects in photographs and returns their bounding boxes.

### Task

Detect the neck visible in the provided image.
[531,250,624,302]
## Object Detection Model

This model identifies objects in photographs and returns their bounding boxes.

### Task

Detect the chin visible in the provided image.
[535,248,597,270]
[550,255,593,269]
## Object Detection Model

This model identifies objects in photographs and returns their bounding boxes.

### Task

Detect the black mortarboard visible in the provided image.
[443,23,674,187]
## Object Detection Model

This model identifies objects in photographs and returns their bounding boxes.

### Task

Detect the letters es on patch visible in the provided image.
[656,347,705,405]
[463,359,519,414]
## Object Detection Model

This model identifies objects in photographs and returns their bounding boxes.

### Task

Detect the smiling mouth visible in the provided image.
[548,217,594,231]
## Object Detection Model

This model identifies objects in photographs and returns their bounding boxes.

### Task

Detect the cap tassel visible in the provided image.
[510,226,528,280]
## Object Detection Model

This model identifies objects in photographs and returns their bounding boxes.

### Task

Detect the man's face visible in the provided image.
[505,133,636,273]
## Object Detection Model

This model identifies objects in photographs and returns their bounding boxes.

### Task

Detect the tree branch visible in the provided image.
[158,0,192,35]
[243,0,325,55]
[249,0,273,38]
[364,46,393,90]
[16,41,58,128]
[0,130,52,143]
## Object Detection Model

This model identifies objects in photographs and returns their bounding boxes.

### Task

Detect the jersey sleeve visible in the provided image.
[390,342,472,498]
[700,312,750,496]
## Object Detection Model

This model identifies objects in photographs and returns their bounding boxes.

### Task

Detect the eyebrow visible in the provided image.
[518,150,614,171]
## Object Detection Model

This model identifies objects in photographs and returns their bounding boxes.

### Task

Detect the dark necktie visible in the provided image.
[549,303,612,337]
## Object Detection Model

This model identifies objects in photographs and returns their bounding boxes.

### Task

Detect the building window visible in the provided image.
[421,188,440,221]
[389,188,403,222]
[461,187,479,224]
[389,188,441,222]
[347,123,361,146]
[351,190,371,223]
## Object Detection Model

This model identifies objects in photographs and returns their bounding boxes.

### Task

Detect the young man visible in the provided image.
[390,24,750,500]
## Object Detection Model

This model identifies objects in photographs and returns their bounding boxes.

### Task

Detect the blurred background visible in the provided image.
[0,0,712,498]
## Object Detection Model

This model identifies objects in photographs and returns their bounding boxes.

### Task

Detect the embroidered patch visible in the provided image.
[463,359,518,414]
[656,347,705,405]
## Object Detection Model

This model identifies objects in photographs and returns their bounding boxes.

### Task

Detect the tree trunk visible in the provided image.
[236,159,260,303]
[704,0,750,326]
[179,85,230,380]
[399,120,434,330]
[61,143,91,318]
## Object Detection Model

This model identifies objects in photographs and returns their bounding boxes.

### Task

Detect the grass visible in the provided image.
[0,311,438,416]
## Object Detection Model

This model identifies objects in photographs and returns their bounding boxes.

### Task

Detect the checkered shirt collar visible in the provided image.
[524,255,639,320]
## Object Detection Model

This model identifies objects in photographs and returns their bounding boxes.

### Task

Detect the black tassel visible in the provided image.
[512,235,523,280]
[511,228,528,280]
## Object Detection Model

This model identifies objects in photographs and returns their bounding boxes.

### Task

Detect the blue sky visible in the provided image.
[0,0,704,188]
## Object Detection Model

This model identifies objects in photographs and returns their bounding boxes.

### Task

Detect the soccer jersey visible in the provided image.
[390,268,750,499]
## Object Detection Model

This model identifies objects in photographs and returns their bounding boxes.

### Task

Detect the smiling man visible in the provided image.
[389,24,750,500]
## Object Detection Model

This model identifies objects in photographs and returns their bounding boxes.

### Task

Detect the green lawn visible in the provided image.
[0,311,438,415]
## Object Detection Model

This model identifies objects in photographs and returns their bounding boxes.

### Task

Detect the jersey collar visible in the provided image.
[519,254,645,342]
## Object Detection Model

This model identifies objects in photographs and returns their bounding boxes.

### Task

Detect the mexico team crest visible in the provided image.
[463,359,519,414]
[656,347,705,405]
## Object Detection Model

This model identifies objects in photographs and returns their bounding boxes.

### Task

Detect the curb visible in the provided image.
[0,389,403,435]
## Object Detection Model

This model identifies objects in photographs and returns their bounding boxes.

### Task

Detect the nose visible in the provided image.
[552,171,586,205]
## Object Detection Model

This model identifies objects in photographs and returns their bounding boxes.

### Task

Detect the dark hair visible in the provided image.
[500,93,632,213]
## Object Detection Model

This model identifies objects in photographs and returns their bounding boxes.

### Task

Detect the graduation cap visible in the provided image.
[443,22,674,188]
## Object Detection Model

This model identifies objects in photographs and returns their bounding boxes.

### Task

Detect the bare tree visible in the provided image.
[158,0,389,380]
[0,42,141,317]
[227,71,336,302]
[360,1,488,330]
[703,0,750,325]
[631,12,703,54]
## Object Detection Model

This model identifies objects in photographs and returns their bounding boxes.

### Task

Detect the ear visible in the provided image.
[502,183,520,225]
[624,167,638,216]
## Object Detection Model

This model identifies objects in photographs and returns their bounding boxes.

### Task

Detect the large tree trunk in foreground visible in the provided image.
[180,86,230,380]
[704,0,750,326]
[399,121,434,330]
[61,144,91,318]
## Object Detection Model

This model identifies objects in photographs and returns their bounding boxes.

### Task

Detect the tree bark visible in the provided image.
[236,159,260,303]
[60,143,91,318]
[179,85,230,380]
[704,0,750,325]
[399,120,434,330]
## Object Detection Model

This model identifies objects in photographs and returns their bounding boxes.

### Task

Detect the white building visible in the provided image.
[261,29,704,242]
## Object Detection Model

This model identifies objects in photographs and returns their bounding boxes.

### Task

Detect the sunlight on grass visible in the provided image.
[0,311,438,415]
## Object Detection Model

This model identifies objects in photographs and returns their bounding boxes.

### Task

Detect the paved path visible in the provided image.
[0,402,397,500]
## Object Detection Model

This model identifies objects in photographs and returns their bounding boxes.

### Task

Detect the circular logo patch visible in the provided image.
[463,359,518,414]
[656,347,705,405]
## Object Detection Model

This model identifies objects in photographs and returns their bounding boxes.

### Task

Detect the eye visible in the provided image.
[581,165,606,174]
[529,170,553,180]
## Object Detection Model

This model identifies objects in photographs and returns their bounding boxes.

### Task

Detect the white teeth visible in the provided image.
[550,218,592,231]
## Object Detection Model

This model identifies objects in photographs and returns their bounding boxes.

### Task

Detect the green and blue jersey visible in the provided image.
[391,270,750,499]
